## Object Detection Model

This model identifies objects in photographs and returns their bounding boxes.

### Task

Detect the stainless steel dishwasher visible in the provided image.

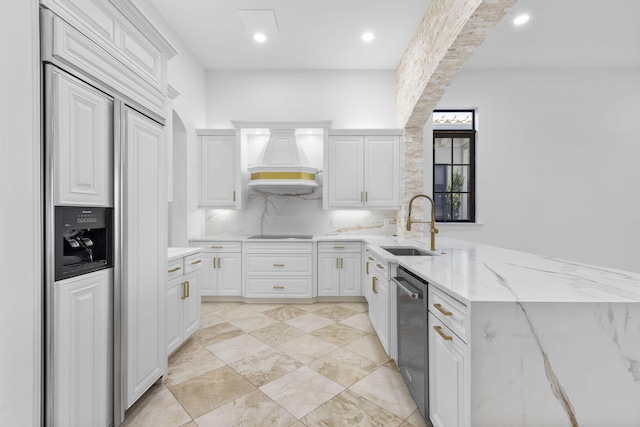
[393,266,431,424]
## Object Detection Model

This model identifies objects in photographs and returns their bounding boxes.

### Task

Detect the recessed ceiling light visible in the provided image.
[513,14,530,25]
[362,32,375,42]
[253,33,267,43]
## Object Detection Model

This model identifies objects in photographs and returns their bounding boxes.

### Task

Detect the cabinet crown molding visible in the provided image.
[108,0,178,58]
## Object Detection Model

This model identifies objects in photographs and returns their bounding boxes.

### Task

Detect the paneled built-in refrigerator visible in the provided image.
[43,62,166,427]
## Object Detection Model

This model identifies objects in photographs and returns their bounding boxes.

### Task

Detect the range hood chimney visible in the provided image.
[248,129,319,194]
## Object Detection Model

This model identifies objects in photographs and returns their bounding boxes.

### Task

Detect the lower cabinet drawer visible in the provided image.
[246,254,312,275]
[246,277,312,298]
[428,285,468,342]
[184,253,203,274]
[167,259,184,281]
[317,241,362,253]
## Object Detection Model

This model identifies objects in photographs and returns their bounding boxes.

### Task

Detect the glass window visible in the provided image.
[433,110,476,222]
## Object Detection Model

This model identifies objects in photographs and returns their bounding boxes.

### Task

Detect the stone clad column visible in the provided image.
[395,0,516,236]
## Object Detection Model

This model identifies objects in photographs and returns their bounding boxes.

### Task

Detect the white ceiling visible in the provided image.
[465,0,640,68]
[149,0,640,70]
[148,0,430,70]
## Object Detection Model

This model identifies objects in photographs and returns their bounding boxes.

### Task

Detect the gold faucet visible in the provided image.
[406,194,439,251]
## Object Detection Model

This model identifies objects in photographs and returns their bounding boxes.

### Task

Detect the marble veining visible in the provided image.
[204,186,396,237]
[517,301,577,427]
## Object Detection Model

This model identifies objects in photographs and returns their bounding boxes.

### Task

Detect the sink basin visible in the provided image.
[381,246,434,256]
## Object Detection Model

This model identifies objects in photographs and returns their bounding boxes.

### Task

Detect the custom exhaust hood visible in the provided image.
[247,128,319,194]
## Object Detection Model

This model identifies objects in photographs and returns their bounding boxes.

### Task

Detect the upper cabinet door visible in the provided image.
[364,136,400,208]
[200,135,238,208]
[51,68,113,206]
[327,136,364,207]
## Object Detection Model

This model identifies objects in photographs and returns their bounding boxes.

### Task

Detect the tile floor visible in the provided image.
[122,301,427,427]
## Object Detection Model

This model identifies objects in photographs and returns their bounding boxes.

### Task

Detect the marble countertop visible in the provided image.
[188,235,640,304]
[168,247,202,262]
[365,236,640,304]
[190,235,368,242]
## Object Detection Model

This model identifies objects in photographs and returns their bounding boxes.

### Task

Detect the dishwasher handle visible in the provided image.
[392,277,422,300]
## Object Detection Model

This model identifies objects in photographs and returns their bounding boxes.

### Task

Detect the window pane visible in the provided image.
[434,193,452,221]
[434,165,449,193]
[434,138,451,164]
[452,138,470,164]
[455,193,473,221]
[451,166,470,192]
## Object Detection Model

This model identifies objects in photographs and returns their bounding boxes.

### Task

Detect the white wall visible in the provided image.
[435,67,640,273]
[131,0,208,241]
[206,70,396,129]
[0,1,41,425]
[131,0,208,128]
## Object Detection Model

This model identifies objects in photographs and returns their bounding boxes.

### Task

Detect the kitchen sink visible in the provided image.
[381,246,434,256]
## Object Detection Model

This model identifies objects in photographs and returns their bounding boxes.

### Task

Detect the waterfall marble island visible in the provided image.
[185,235,640,426]
[366,236,640,427]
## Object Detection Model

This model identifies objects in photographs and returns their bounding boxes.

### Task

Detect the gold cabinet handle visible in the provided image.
[334,245,345,249]
[336,258,339,269]
[212,258,216,268]
[434,303,452,316]
[365,191,368,202]
[341,258,344,269]
[210,245,223,248]
[273,263,285,267]
[368,256,374,261]
[191,259,202,265]
[376,263,384,269]
[217,257,221,269]
[273,285,285,289]
[168,267,181,273]
[372,276,378,294]
[181,281,187,299]
[360,191,363,202]
[185,281,190,298]
[434,325,453,341]
[233,191,236,202]
[365,261,369,274]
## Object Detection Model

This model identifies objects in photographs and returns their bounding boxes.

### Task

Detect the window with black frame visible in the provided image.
[433,110,476,222]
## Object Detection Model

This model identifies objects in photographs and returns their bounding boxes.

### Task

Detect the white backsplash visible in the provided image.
[204,185,397,236]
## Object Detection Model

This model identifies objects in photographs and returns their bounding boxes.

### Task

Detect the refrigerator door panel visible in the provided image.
[121,105,167,409]
[52,268,113,427]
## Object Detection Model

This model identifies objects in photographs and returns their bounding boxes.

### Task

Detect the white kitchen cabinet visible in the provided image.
[123,107,166,409]
[428,313,468,427]
[167,251,202,355]
[374,275,389,352]
[326,135,364,207]
[192,241,242,296]
[317,242,362,296]
[325,131,400,209]
[166,277,183,354]
[365,247,390,353]
[40,3,175,118]
[53,269,112,427]
[244,241,314,298]
[198,131,241,208]
[427,284,469,427]
[364,136,400,208]
[50,67,113,207]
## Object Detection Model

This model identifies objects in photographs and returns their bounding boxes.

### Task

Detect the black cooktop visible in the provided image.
[247,235,313,239]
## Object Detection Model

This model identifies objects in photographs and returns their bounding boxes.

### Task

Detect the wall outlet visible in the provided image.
[330,218,337,227]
